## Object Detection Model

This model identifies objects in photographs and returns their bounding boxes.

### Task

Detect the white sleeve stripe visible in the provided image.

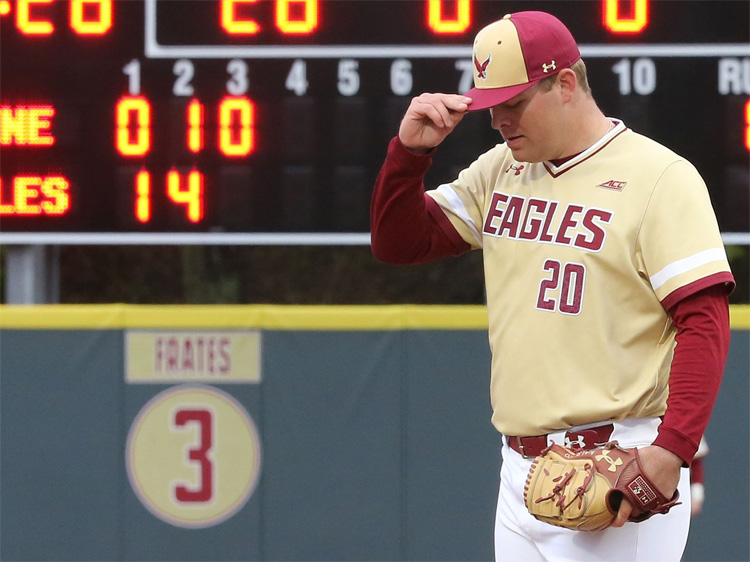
[434,184,483,247]
[649,248,728,290]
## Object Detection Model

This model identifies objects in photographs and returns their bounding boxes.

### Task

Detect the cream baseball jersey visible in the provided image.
[426,120,734,437]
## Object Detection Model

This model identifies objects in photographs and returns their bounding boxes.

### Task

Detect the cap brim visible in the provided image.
[465,80,539,111]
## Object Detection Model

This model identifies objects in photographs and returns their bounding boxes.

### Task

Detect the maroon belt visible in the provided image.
[507,423,615,458]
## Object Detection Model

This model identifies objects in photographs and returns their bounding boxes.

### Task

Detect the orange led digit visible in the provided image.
[0,105,55,146]
[70,0,113,35]
[745,99,750,152]
[221,0,259,35]
[16,0,54,35]
[603,0,649,34]
[218,96,254,157]
[427,0,471,34]
[276,0,318,34]
[135,170,151,223]
[116,96,151,157]
[187,99,205,154]
[167,170,204,223]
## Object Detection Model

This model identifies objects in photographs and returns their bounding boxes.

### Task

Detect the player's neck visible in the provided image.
[555,106,611,161]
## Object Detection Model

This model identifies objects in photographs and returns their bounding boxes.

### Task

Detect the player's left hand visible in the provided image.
[611,445,683,527]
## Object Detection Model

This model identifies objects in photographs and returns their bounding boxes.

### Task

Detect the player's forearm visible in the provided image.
[654,284,731,465]
[370,136,468,264]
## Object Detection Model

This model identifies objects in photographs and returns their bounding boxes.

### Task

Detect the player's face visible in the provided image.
[489,82,565,163]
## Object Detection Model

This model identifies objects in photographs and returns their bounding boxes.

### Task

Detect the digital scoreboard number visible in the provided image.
[1,0,748,243]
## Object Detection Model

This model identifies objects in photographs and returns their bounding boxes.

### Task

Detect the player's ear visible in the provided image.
[557,68,576,103]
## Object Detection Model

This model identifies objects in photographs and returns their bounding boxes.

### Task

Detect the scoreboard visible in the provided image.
[0,0,748,244]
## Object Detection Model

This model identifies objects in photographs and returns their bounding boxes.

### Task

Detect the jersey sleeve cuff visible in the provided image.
[653,426,698,467]
[661,272,735,311]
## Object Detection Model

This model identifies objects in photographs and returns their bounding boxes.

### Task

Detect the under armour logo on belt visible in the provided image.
[564,434,586,449]
[595,450,623,472]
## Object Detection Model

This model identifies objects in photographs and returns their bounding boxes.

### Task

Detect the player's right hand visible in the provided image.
[398,93,472,154]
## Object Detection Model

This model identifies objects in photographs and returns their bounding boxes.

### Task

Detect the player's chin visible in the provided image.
[504,137,540,163]
[506,145,543,164]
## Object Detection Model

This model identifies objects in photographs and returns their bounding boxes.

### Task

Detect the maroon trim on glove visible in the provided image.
[370,137,470,265]
[653,284,731,466]
[608,447,681,522]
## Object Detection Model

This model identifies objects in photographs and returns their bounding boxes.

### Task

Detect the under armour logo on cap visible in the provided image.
[465,11,582,111]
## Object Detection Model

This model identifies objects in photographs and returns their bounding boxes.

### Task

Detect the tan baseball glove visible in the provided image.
[523,441,681,531]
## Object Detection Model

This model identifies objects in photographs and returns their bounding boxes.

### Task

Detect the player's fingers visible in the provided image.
[399,93,472,150]
[414,98,456,129]
[411,93,471,128]
[447,101,472,128]
[443,94,473,113]
[611,499,633,528]
[432,94,473,125]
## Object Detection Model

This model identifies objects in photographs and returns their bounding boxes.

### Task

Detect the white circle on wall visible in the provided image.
[126,384,262,528]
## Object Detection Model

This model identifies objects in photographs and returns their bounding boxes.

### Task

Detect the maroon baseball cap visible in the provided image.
[465,12,581,111]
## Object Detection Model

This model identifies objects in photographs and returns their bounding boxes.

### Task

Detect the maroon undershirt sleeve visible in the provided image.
[370,137,471,264]
[690,457,705,485]
[653,283,731,465]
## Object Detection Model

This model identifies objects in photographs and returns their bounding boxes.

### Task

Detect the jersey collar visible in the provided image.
[543,119,627,178]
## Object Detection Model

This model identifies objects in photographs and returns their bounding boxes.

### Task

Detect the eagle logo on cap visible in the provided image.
[474,54,491,80]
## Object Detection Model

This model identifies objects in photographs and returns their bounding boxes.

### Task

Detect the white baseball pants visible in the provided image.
[494,418,691,562]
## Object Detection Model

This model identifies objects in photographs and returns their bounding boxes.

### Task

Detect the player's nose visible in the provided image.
[490,106,512,131]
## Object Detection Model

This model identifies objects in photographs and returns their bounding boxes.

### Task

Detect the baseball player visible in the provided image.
[370,11,734,562]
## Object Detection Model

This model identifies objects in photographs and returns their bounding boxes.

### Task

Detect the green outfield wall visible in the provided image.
[0,305,747,562]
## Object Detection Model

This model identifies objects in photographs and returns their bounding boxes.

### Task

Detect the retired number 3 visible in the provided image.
[536,259,586,315]
[173,408,214,503]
